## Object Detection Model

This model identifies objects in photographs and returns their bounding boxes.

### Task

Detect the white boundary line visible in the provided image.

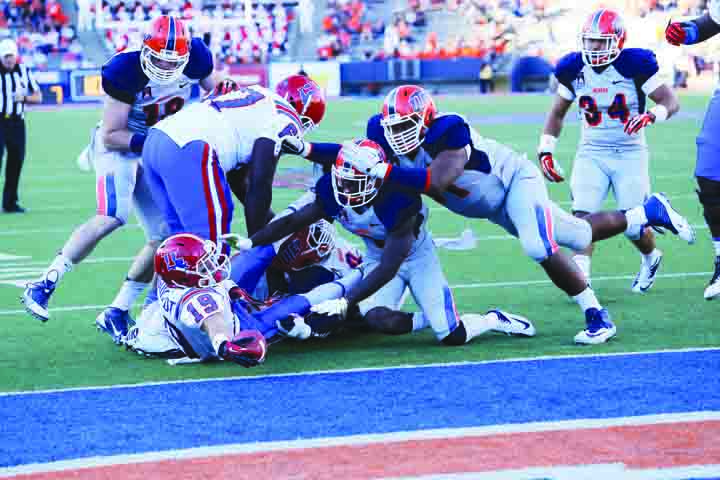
[1,411,719,478]
[1,346,717,397]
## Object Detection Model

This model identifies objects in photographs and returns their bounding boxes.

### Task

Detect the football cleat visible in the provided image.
[276,314,312,340]
[631,250,663,293]
[704,256,720,300]
[21,271,58,322]
[574,308,616,345]
[95,307,133,344]
[643,193,695,244]
[487,310,536,336]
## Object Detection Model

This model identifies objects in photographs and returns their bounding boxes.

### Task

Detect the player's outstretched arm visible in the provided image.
[100,96,138,153]
[666,13,720,45]
[343,215,416,306]
[250,201,327,249]
[375,148,467,198]
[245,137,281,236]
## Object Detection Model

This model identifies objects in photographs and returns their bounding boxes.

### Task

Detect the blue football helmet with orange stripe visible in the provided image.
[579,9,626,67]
[380,85,437,156]
[141,15,190,84]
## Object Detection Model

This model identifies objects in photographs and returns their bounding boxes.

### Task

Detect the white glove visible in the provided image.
[310,297,349,319]
[219,233,252,251]
[340,140,389,179]
[276,135,310,157]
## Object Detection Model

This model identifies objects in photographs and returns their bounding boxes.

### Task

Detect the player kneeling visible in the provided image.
[223,139,536,345]
[131,233,266,366]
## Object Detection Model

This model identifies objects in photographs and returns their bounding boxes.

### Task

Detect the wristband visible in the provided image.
[130,133,146,155]
[538,134,558,154]
[212,333,230,354]
[649,105,669,123]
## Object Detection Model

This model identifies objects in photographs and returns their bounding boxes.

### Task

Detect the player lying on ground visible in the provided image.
[22,15,231,340]
[666,0,720,299]
[540,8,679,293]
[125,233,366,363]
[330,86,695,345]
[223,139,536,346]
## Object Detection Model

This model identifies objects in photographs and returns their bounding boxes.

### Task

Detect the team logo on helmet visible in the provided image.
[408,89,431,113]
[163,252,188,270]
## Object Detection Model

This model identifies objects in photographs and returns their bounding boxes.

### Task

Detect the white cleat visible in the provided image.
[631,250,663,294]
[704,257,720,300]
[574,308,616,345]
[487,310,536,336]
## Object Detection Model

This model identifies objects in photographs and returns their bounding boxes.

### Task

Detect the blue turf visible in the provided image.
[2,350,719,467]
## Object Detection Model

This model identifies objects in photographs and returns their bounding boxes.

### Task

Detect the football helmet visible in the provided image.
[332,138,387,207]
[154,234,230,288]
[275,74,326,133]
[381,85,437,156]
[275,220,337,271]
[141,15,190,84]
[579,9,626,67]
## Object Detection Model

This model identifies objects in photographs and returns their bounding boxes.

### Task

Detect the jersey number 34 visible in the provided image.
[578,94,629,126]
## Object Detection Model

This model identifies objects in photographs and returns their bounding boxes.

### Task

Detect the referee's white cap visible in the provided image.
[0,38,18,57]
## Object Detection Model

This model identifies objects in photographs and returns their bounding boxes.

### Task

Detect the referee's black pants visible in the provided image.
[0,117,26,210]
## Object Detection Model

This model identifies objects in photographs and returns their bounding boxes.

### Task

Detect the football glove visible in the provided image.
[213,78,240,97]
[624,112,655,135]
[220,233,252,251]
[538,152,565,183]
[276,134,310,157]
[665,21,697,46]
[310,297,349,319]
[217,330,267,367]
[276,313,312,340]
[340,140,390,179]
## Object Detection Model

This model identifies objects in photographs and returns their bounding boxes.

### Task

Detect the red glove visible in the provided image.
[624,112,656,135]
[538,152,565,183]
[218,330,267,367]
[665,21,688,46]
[212,78,239,97]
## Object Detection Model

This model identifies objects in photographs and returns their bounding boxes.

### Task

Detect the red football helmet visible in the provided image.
[141,15,190,84]
[332,139,387,207]
[273,220,337,271]
[381,85,437,156]
[579,9,626,67]
[154,233,230,288]
[275,75,326,133]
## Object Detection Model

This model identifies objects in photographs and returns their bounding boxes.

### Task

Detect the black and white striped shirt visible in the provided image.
[0,63,39,119]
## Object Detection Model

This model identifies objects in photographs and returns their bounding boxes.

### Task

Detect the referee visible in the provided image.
[0,38,41,213]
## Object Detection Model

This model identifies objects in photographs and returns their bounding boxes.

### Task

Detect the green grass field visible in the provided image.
[1,93,717,393]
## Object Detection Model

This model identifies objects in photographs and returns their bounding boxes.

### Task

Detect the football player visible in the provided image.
[224,139,537,346]
[666,2,720,299]
[124,232,366,360]
[141,75,326,251]
[22,15,227,342]
[336,85,695,344]
[540,8,679,293]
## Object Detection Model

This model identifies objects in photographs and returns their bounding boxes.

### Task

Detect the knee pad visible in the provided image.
[441,322,468,346]
[697,176,720,207]
[364,307,413,335]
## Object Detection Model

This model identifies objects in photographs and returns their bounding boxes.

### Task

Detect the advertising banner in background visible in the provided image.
[226,64,269,87]
[269,62,341,97]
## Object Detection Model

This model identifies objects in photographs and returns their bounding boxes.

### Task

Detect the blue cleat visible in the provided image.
[21,272,58,322]
[643,193,695,244]
[95,307,133,344]
[574,308,616,345]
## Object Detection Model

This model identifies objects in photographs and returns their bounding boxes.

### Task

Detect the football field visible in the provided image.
[1,93,719,478]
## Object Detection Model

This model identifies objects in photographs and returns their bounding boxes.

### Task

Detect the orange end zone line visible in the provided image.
[10,420,720,480]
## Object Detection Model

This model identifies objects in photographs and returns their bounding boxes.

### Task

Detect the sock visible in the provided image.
[642,248,661,265]
[573,254,591,281]
[411,312,429,332]
[111,279,149,311]
[573,287,602,312]
[713,238,720,257]
[624,207,648,240]
[461,313,495,341]
[43,253,73,284]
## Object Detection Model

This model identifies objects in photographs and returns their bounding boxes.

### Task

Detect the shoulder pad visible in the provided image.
[183,37,214,80]
[366,113,393,158]
[101,51,148,98]
[554,52,584,80]
[374,188,422,231]
[314,173,342,219]
[613,48,659,80]
[424,114,468,148]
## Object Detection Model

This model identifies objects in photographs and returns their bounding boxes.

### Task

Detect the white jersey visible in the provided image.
[554,48,664,149]
[710,0,720,25]
[100,38,214,136]
[157,279,239,360]
[154,85,304,172]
